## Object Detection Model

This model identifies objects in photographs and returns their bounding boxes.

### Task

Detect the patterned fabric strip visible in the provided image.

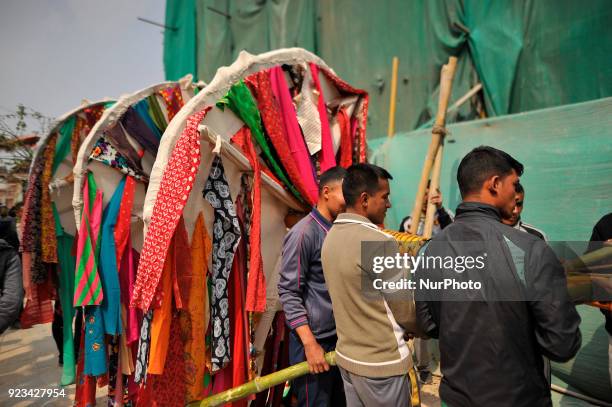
[114,175,136,264]
[71,104,106,167]
[131,107,210,311]
[89,137,148,181]
[203,155,242,371]
[294,63,323,156]
[309,63,337,173]
[158,84,184,122]
[40,134,58,266]
[104,124,143,174]
[245,70,311,205]
[70,116,85,173]
[318,67,369,163]
[74,319,97,407]
[74,172,104,306]
[231,127,266,312]
[19,146,45,254]
[337,106,354,168]
[134,310,153,383]
[83,306,107,375]
[268,66,319,204]
[147,316,187,407]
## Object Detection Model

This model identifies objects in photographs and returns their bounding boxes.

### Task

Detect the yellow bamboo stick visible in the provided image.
[191,352,336,407]
[387,56,399,138]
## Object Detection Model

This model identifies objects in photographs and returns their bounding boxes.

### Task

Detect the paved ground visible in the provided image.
[0,324,441,406]
[421,375,442,407]
[0,323,105,406]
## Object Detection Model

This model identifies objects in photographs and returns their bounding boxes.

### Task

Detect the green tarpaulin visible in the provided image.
[164,0,612,139]
[164,0,197,81]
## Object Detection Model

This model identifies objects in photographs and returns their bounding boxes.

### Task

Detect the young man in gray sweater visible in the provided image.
[322,163,421,407]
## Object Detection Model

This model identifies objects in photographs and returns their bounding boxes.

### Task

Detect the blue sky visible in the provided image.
[0,0,166,121]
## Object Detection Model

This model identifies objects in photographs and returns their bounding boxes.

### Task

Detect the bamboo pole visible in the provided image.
[422,143,444,239]
[416,83,483,130]
[192,352,337,406]
[564,246,612,303]
[551,384,612,407]
[387,56,400,138]
[408,57,458,234]
[564,246,612,272]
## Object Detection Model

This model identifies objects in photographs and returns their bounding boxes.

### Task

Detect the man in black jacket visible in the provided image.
[416,146,581,407]
[0,238,23,334]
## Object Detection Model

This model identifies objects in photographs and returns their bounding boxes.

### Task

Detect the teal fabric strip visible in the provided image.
[53,203,77,385]
[134,99,162,140]
[52,116,76,175]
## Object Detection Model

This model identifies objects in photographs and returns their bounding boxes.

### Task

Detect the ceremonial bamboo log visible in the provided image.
[564,246,612,303]
[409,57,458,234]
[192,352,337,406]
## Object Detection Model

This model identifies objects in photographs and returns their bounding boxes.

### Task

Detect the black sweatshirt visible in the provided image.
[416,202,581,407]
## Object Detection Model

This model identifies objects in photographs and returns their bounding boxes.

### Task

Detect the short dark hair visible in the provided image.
[318,166,347,194]
[457,146,523,197]
[343,164,393,206]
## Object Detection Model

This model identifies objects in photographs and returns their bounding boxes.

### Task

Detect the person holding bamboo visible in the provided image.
[278,166,348,407]
[322,163,421,407]
[398,181,454,236]
[398,182,453,385]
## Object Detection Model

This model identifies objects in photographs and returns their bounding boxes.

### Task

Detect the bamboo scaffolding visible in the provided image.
[408,57,458,234]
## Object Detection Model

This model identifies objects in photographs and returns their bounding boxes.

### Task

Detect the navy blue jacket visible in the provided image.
[278,208,336,339]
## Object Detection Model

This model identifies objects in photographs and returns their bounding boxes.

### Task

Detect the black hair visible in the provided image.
[343,163,393,206]
[457,146,523,197]
[318,166,347,194]
[515,182,524,194]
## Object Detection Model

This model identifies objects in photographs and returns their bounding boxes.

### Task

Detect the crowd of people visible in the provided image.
[278,146,611,407]
[1,145,610,406]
